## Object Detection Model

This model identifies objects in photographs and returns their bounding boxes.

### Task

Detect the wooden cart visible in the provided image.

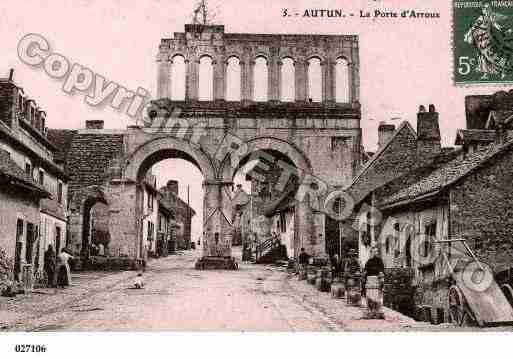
[436,238,513,327]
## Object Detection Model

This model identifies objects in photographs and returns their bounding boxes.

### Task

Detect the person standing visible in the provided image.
[56,248,73,288]
[330,254,343,280]
[43,244,56,288]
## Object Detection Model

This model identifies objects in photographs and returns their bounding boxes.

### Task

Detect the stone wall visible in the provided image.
[450,147,513,274]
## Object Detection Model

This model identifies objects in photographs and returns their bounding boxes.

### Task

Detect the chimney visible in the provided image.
[417,104,441,162]
[377,121,396,148]
[85,120,104,129]
[8,69,14,81]
[166,180,179,195]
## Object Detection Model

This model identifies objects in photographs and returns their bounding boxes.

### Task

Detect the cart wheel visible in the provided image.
[448,285,466,326]
[501,284,513,307]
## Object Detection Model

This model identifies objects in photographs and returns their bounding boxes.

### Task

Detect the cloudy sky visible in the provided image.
[2,0,508,239]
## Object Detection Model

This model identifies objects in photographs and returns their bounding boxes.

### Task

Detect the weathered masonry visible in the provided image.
[55,23,362,269]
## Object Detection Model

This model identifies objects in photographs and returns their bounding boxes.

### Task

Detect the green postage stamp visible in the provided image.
[454,1,513,84]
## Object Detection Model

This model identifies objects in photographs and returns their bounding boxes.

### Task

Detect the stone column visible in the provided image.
[295,60,308,102]
[185,58,199,101]
[295,197,315,257]
[156,59,172,99]
[202,181,233,257]
[327,60,336,103]
[321,60,334,103]
[213,59,225,101]
[351,42,360,103]
[276,60,283,101]
[248,60,255,101]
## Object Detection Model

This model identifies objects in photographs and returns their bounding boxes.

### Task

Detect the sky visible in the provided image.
[2,0,510,239]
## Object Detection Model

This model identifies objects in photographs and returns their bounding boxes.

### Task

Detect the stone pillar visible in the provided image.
[295,198,315,257]
[107,180,139,261]
[268,58,280,101]
[213,59,225,101]
[223,60,228,101]
[321,60,334,103]
[157,59,172,99]
[351,42,360,103]
[295,60,308,102]
[185,58,199,101]
[327,60,336,103]
[202,181,232,257]
[248,60,255,101]
[276,60,283,101]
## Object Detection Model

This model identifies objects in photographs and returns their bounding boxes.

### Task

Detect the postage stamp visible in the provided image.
[454,1,513,84]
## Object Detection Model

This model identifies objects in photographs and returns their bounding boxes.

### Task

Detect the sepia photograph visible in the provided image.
[0,0,512,357]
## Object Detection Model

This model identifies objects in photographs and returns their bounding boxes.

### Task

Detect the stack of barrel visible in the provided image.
[315,267,331,292]
[383,268,415,317]
[307,267,317,285]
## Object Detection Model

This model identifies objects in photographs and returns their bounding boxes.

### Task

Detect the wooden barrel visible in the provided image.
[315,277,330,292]
[307,272,317,285]
[365,275,384,318]
[331,281,345,298]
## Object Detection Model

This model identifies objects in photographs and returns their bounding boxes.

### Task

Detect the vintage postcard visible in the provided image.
[0,0,512,357]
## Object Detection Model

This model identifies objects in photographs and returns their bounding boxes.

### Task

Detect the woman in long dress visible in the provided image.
[56,248,73,288]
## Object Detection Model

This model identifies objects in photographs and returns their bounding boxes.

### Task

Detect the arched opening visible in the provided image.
[199,56,214,101]
[231,147,304,261]
[81,197,108,259]
[253,56,268,102]
[226,56,241,101]
[335,57,350,103]
[137,149,205,259]
[171,55,186,101]
[308,57,322,103]
[280,58,295,102]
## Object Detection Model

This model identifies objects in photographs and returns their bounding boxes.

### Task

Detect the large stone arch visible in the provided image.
[219,136,313,181]
[124,136,217,182]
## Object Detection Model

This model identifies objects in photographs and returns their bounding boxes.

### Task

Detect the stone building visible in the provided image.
[159,180,196,250]
[0,70,68,285]
[349,96,513,324]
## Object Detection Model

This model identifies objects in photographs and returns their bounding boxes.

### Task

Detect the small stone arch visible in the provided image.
[68,185,110,257]
[169,52,187,62]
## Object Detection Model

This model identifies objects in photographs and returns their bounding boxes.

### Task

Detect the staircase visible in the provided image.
[255,236,287,264]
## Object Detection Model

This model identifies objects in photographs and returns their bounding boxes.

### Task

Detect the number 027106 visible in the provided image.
[14,344,47,353]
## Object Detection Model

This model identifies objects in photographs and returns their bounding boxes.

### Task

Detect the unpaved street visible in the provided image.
[1,250,430,331]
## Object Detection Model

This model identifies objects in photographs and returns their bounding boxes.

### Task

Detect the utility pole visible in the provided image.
[187,185,190,249]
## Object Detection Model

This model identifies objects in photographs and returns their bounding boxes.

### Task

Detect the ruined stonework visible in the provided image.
[53,23,362,268]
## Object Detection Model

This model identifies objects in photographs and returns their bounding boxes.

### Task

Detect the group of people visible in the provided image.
[43,244,74,288]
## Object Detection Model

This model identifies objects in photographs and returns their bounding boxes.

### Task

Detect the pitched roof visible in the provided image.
[455,129,496,145]
[0,149,50,197]
[345,121,418,205]
[380,141,513,207]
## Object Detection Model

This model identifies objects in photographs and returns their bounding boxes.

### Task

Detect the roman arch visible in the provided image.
[67,22,362,269]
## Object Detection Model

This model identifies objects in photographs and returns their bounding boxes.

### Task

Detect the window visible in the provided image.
[335,58,350,103]
[25,222,35,263]
[147,221,154,240]
[279,212,287,233]
[280,58,295,102]
[147,192,154,210]
[58,182,63,204]
[171,55,186,101]
[38,169,44,185]
[25,163,32,178]
[308,58,322,102]
[422,222,437,257]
